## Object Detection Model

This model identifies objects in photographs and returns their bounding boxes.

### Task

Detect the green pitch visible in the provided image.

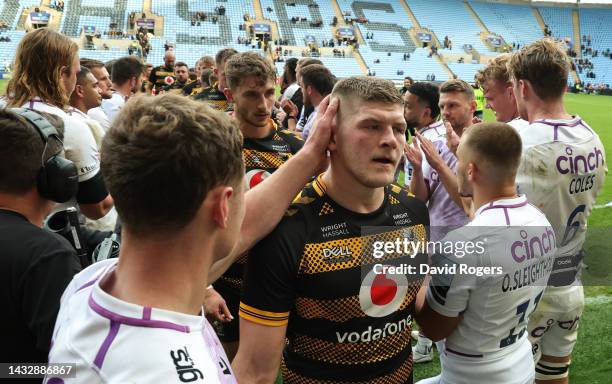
[0,79,609,382]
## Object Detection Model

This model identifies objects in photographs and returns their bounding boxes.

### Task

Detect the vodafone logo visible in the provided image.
[164,76,175,85]
[359,267,408,318]
[245,169,271,190]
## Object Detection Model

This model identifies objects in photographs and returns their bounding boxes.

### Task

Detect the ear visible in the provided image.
[467,162,477,182]
[223,87,233,102]
[210,186,234,229]
[75,84,85,98]
[469,99,477,114]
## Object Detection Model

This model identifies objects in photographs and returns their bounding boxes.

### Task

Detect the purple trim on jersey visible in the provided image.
[533,118,583,128]
[419,121,444,136]
[579,122,595,135]
[76,278,98,293]
[478,200,528,216]
[88,294,191,333]
[143,307,152,320]
[94,320,120,369]
[47,378,65,384]
[503,208,510,225]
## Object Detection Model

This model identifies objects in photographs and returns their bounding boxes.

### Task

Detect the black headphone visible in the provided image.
[10,108,78,203]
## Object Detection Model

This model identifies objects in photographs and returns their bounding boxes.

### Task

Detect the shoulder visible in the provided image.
[388,183,429,225]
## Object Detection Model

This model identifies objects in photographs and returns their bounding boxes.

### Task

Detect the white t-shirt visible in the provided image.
[516,116,607,285]
[426,195,555,383]
[88,106,112,132]
[101,92,126,123]
[282,82,299,101]
[46,259,237,383]
[507,117,529,132]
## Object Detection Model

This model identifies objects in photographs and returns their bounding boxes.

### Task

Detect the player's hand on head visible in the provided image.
[303,95,337,173]
[204,288,233,323]
[444,120,461,156]
[417,133,444,171]
[404,139,422,169]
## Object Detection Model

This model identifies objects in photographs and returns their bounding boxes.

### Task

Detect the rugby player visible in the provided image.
[5,28,113,221]
[208,52,304,360]
[162,61,191,94]
[80,58,113,131]
[292,64,335,139]
[193,48,237,111]
[45,92,334,383]
[475,54,529,131]
[233,77,429,383]
[415,122,556,384]
[103,56,146,122]
[147,49,175,94]
[509,38,608,383]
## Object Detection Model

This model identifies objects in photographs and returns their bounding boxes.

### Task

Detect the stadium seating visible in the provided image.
[539,6,575,46]
[578,7,612,85]
[260,0,335,46]
[469,1,542,48]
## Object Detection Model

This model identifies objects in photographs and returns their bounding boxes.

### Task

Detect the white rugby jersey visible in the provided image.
[507,117,529,132]
[87,106,111,132]
[101,92,127,123]
[516,116,607,285]
[426,195,556,358]
[46,260,236,384]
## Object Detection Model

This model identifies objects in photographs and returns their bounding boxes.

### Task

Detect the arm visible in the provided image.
[415,285,461,341]
[405,139,428,202]
[417,134,463,208]
[281,99,299,132]
[232,321,287,383]
[209,96,336,282]
[80,194,114,220]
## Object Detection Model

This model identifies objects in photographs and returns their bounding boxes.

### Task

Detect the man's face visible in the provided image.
[132,73,144,93]
[404,78,412,88]
[455,140,474,198]
[62,55,80,98]
[90,66,113,99]
[333,99,407,188]
[164,54,175,68]
[439,91,474,134]
[175,65,189,83]
[232,77,276,129]
[146,64,153,77]
[403,91,427,129]
[81,72,102,110]
[216,60,228,92]
[483,79,517,123]
[512,79,529,120]
[194,61,202,78]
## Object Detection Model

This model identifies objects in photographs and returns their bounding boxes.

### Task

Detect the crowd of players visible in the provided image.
[1,27,607,384]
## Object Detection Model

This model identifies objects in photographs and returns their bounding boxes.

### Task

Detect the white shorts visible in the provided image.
[528,284,584,359]
[433,337,534,384]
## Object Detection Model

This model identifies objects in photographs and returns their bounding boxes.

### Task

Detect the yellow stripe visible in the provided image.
[312,174,326,197]
[239,302,290,319]
[239,311,289,327]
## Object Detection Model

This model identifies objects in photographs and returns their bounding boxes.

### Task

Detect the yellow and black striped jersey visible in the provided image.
[192,83,230,111]
[240,176,429,383]
[214,122,303,300]
[148,65,174,92]
[182,80,201,96]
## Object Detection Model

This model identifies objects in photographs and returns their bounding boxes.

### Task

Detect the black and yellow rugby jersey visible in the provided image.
[162,79,190,94]
[240,176,429,383]
[192,83,230,111]
[182,80,201,96]
[148,65,175,92]
[214,122,303,300]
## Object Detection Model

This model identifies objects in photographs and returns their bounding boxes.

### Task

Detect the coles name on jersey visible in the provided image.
[45,260,235,384]
[516,116,607,286]
[240,176,429,383]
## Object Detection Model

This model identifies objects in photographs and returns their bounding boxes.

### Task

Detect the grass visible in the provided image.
[2,79,609,382]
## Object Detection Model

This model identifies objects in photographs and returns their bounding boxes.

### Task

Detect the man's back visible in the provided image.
[1,209,80,364]
[46,260,236,383]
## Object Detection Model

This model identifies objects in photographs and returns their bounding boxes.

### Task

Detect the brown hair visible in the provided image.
[6,28,79,108]
[463,122,522,181]
[200,56,215,69]
[101,94,243,235]
[300,64,335,96]
[225,52,276,91]
[215,48,238,67]
[440,79,475,100]
[0,109,64,193]
[331,76,403,106]
[508,38,570,100]
[476,54,511,85]
[80,58,105,70]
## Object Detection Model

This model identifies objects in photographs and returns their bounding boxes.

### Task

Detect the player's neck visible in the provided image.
[417,118,436,131]
[0,190,51,228]
[473,184,518,213]
[69,99,87,114]
[527,98,572,123]
[321,167,385,214]
[113,83,132,99]
[109,226,215,316]
[238,117,273,139]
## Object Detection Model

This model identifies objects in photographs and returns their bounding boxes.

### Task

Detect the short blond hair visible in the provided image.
[440,79,475,100]
[331,76,403,106]
[508,38,570,100]
[225,52,276,91]
[476,54,511,85]
[101,94,243,235]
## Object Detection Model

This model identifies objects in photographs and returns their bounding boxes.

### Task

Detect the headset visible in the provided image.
[10,108,78,203]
